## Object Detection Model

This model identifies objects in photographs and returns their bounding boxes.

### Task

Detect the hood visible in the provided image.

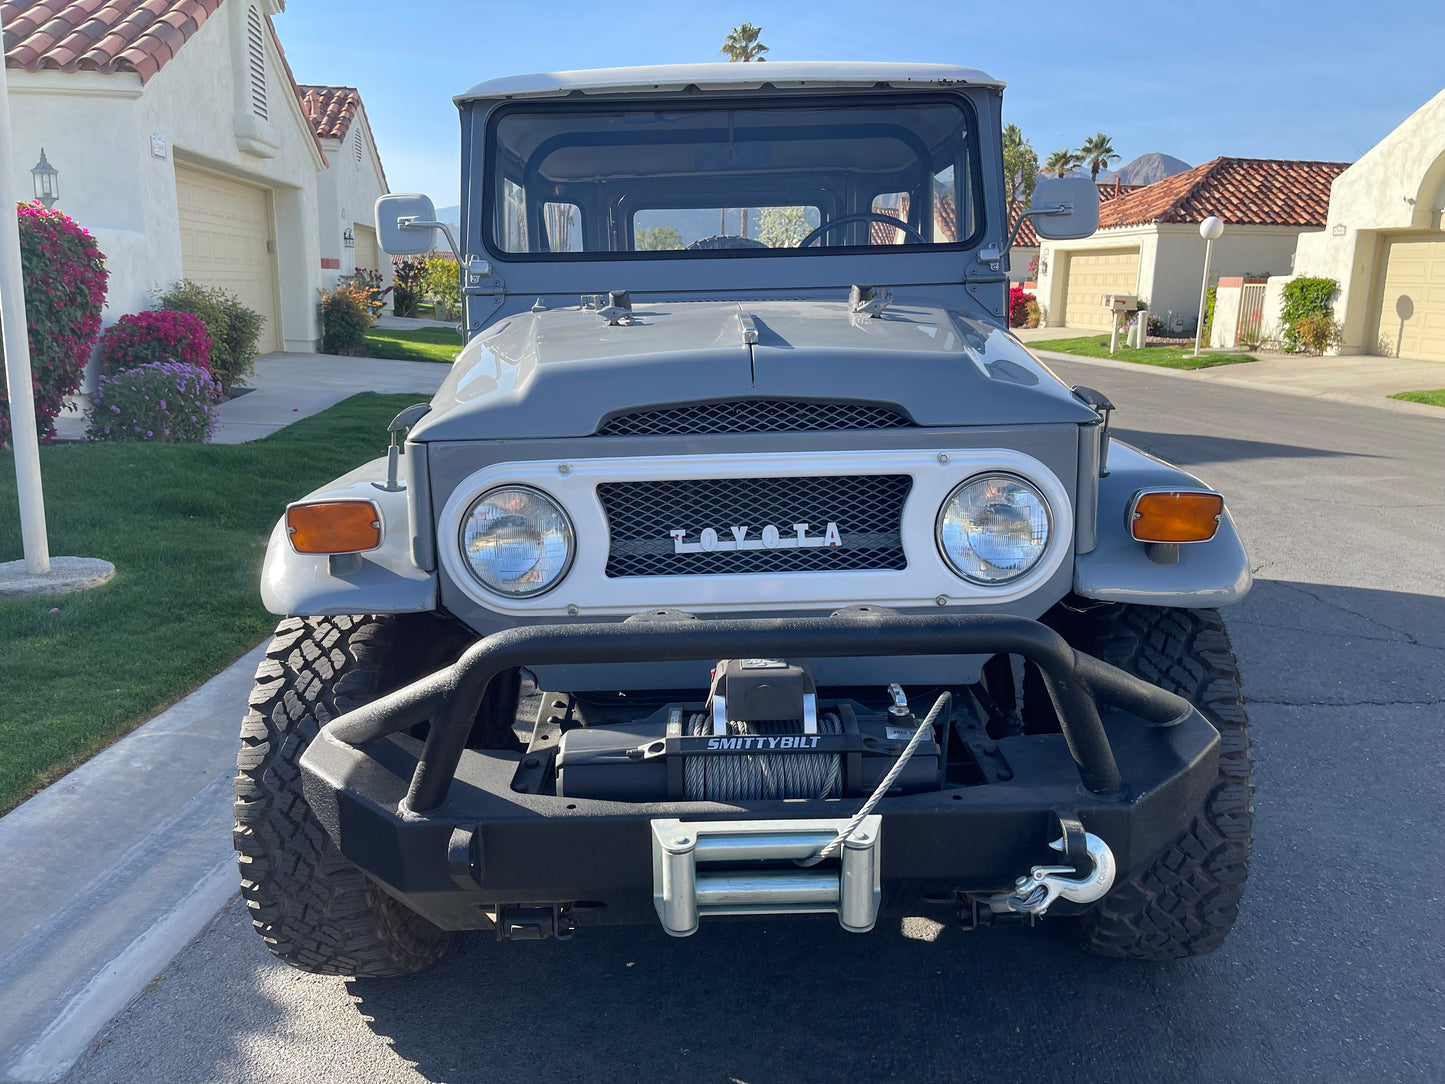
[410,297,1097,442]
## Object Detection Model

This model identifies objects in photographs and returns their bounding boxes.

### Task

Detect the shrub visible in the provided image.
[1008,285,1035,328]
[1024,298,1041,329]
[391,257,426,318]
[1126,311,1165,338]
[1202,284,1218,344]
[1279,276,1338,352]
[319,282,374,355]
[1,203,108,447]
[157,279,265,396]
[1294,311,1341,354]
[97,310,211,376]
[85,360,220,443]
[344,268,390,315]
[424,255,460,318]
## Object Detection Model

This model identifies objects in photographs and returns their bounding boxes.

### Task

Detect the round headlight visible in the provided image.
[461,486,574,597]
[937,473,1052,584]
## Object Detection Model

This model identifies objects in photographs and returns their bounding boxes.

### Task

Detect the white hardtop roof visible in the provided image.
[456,62,1003,103]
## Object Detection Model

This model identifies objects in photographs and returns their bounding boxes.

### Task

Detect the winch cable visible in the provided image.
[796,691,951,868]
[684,713,843,801]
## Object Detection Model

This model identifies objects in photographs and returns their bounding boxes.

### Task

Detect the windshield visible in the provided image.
[486,98,981,259]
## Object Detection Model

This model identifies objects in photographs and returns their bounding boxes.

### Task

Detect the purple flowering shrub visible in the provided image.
[85,361,220,443]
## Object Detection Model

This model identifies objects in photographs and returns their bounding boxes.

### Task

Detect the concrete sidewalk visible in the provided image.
[210,353,449,443]
[0,646,264,1083]
[52,352,450,444]
[1030,345,1445,418]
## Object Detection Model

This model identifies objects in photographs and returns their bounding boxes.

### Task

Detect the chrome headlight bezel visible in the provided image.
[459,484,575,598]
[935,472,1054,586]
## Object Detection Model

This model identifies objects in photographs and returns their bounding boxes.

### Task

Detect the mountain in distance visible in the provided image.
[434,204,461,227]
[1107,153,1192,186]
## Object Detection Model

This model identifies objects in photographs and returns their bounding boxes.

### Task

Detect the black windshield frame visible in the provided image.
[480,93,987,262]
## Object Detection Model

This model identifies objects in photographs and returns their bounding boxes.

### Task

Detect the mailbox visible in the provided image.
[1101,294,1139,312]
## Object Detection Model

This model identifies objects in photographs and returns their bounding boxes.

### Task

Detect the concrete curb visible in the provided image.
[1031,348,1445,419]
[0,644,265,1083]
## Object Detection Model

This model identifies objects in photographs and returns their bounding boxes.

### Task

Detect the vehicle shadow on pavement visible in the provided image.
[1111,428,1383,465]
[349,915,1241,1084]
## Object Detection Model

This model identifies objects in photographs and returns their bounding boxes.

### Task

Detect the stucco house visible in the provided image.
[298,84,391,297]
[1034,158,1348,330]
[3,0,329,360]
[1271,88,1445,360]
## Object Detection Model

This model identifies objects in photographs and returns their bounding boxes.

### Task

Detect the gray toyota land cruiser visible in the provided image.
[234,62,1253,976]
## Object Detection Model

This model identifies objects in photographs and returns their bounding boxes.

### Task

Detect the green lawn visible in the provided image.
[1388,388,1445,407]
[0,393,422,813]
[1033,335,1258,371]
[366,325,462,363]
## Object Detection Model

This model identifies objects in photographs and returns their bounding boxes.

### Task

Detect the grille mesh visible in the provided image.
[599,475,911,577]
[597,400,913,436]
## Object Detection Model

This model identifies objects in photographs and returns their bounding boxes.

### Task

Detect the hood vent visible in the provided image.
[597,399,915,437]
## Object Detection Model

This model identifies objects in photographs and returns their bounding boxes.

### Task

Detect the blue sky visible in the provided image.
[276,0,1445,208]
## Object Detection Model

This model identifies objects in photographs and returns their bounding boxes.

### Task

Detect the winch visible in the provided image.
[553,658,943,802]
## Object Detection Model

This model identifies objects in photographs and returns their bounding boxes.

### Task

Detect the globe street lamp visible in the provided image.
[31,148,59,210]
[1193,216,1224,358]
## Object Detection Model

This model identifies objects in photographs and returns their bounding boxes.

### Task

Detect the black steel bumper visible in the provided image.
[298,612,1220,930]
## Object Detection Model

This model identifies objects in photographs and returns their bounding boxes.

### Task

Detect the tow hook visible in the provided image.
[984,811,1116,917]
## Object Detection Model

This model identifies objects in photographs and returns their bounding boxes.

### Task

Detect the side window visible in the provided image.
[870,192,910,245]
[933,165,958,243]
[501,178,527,252]
[543,203,582,252]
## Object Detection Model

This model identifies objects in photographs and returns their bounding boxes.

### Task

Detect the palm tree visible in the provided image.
[1080,132,1121,182]
[1044,147,1083,178]
[720,23,769,62]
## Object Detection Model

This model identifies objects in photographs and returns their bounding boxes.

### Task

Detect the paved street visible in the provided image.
[65,359,1444,1084]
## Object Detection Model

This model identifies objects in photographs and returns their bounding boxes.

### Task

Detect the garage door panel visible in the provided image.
[353,226,378,273]
[1063,249,1140,330]
[175,164,281,353]
[1374,238,1445,361]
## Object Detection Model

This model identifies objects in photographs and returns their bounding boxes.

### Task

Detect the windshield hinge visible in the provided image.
[462,257,505,332]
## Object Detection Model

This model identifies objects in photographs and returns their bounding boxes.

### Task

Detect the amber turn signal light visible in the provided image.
[286,500,382,554]
[1129,491,1223,543]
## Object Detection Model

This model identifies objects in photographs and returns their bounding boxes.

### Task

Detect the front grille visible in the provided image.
[597,399,914,436]
[599,475,912,577]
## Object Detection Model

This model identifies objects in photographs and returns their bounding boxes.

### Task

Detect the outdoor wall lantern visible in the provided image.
[31,148,59,209]
[343,226,355,249]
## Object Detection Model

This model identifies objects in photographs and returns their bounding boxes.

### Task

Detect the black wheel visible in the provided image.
[1050,603,1254,959]
[233,614,458,976]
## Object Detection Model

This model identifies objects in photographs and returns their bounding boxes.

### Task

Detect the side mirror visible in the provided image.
[1029,176,1100,240]
[377,193,440,255]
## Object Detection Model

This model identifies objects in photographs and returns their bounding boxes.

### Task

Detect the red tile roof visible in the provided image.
[297,84,361,140]
[1098,157,1349,229]
[2,0,222,83]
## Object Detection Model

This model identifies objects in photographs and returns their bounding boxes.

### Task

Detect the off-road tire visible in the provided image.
[233,615,454,977]
[1052,603,1253,960]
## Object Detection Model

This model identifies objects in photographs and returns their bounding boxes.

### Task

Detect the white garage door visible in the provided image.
[174,164,281,352]
[1373,237,1445,361]
[1063,249,1140,330]
[352,225,379,273]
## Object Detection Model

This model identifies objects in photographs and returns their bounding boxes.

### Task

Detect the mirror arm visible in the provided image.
[397,217,461,264]
[1000,202,1073,257]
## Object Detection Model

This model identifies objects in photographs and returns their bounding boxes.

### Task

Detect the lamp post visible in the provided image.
[31,148,59,209]
[1193,216,1224,358]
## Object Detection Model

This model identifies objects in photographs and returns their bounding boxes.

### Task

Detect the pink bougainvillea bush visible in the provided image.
[1008,284,1036,328]
[84,361,220,444]
[0,202,108,447]
[97,309,212,375]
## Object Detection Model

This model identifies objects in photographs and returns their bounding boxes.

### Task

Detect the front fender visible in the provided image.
[1073,441,1251,608]
[260,456,437,616]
